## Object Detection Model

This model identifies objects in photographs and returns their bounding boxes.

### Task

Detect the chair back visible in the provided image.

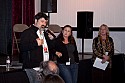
[13,24,29,32]
[12,24,29,61]
[48,24,62,33]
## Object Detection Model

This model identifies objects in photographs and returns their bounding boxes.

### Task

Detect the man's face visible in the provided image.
[35,18,48,29]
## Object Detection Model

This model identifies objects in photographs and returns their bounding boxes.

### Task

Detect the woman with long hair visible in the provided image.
[53,25,79,83]
[92,24,114,83]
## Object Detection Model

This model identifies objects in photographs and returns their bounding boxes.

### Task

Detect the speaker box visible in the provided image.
[41,0,57,13]
[77,11,93,39]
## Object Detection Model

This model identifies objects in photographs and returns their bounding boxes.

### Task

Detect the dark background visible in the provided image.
[0,0,12,55]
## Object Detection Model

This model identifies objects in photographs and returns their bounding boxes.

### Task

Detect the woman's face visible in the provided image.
[100,26,107,36]
[62,27,72,38]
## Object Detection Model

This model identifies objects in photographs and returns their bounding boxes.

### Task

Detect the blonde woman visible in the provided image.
[92,24,114,64]
[92,24,114,83]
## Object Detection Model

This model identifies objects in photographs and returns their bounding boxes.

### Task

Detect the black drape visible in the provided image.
[0,0,12,55]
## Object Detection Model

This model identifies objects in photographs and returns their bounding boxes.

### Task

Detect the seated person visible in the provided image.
[39,60,59,82]
[43,74,65,83]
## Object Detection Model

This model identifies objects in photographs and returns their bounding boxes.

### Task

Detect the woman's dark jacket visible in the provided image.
[53,38,79,64]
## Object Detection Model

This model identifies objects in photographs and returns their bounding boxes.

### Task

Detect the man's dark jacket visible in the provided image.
[20,25,54,69]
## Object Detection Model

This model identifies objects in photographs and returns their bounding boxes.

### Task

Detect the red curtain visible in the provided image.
[12,0,35,59]
[12,0,35,26]
[12,0,22,26]
[12,0,23,57]
[23,0,35,26]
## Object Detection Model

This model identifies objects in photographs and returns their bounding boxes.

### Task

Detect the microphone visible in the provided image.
[45,28,56,38]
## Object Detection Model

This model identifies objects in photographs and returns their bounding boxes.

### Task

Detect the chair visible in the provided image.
[48,24,62,33]
[12,24,29,61]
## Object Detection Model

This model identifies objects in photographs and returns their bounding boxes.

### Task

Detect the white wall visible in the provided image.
[35,0,125,53]
[51,0,125,27]
[73,31,123,53]
[35,0,125,27]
